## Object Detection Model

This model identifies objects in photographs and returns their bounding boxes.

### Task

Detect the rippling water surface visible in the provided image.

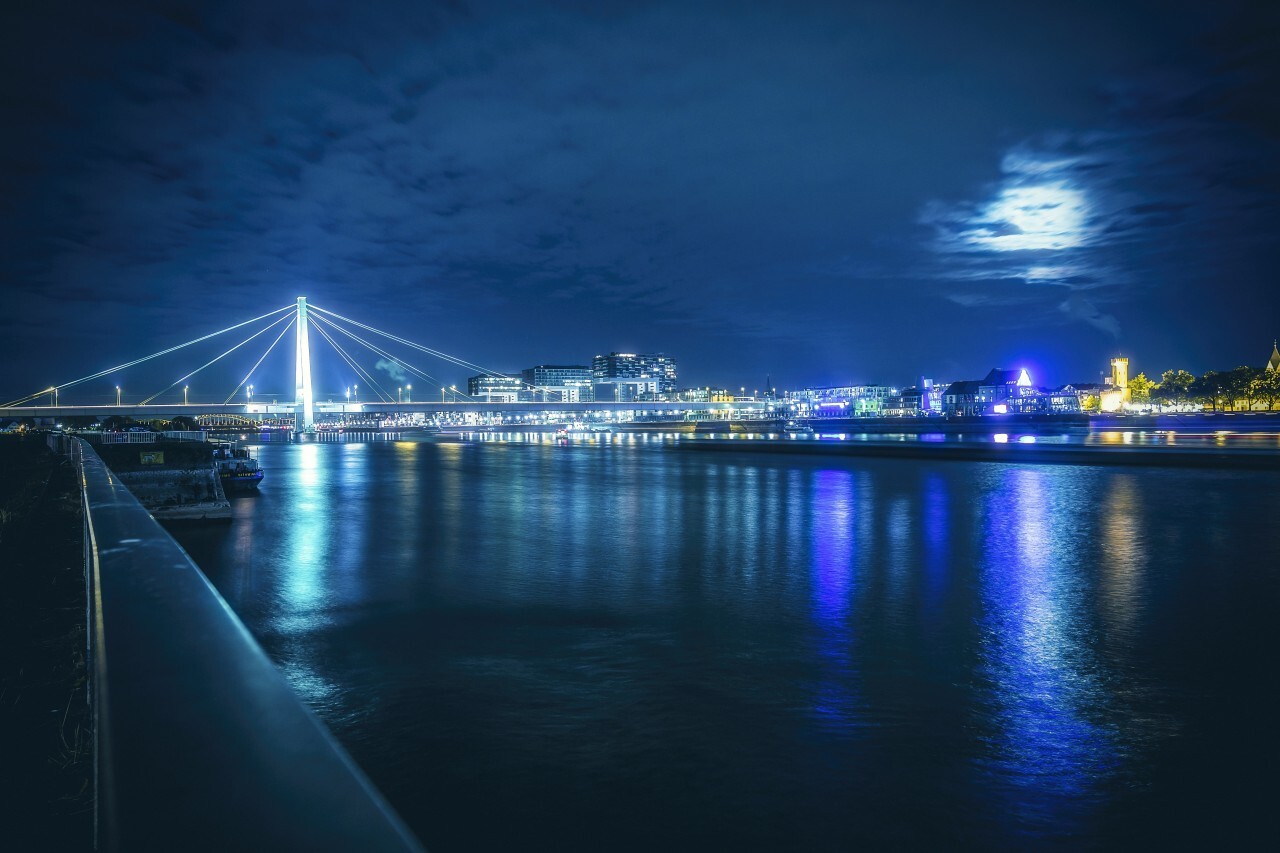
[173,441,1280,850]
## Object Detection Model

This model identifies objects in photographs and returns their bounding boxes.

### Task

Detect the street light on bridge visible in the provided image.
[248,384,253,404]
[397,386,402,403]
[354,384,358,402]
[184,385,189,406]
[116,386,121,406]
[406,384,411,403]
[450,384,457,403]
[48,386,57,407]
[346,387,351,405]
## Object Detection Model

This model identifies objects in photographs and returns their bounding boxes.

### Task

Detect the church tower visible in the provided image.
[1267,341,1280,373]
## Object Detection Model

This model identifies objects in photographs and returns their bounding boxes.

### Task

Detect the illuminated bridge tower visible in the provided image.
[295,296,314,430]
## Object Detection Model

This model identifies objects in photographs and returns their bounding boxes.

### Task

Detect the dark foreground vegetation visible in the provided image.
[0,435,92,850]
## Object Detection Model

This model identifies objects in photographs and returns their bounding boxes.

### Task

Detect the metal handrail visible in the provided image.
[58,437,422,851]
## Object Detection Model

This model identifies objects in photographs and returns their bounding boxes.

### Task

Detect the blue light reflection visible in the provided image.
[975,467,1118,831]
[807,468,860,733]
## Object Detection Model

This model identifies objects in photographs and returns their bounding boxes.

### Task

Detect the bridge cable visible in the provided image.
[308,317,396,403]
[309,312,452,397]
[308,318,392,403]
[2,303,294,408]
[139,310,296,405]
[223,315,296,404]
[307,304,532,390]
[309,304,549,399]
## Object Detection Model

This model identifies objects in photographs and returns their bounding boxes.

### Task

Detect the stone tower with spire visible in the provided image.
[1267,341,1280,373]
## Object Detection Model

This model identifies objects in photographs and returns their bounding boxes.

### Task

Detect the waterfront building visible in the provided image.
[467,374,523,402]
[940,368,1079,416]
[883,391,915,417]
[677,387,734,403]
[1047,385,1085,414]
[941,379,984,417]
[787,385,900,416]
[886,379,943,416]
[521,365,593,402]
[1101,357,1130,411]
[592,380,658,403]
[592,352,678,400]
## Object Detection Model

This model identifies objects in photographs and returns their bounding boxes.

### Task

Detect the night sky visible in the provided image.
[2,1,1277,402]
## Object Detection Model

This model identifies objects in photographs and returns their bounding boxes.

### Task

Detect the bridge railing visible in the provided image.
[51,436,423,852]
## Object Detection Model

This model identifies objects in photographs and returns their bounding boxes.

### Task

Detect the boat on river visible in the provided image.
[213,443,264,492]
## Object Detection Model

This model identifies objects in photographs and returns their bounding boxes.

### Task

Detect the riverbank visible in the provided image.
[795,411,1280,433]
[92,439,231,522]
[0,436,93,849]
[675,436,1280,469]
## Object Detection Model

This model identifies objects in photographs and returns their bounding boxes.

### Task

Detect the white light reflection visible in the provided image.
[280,443,326,628]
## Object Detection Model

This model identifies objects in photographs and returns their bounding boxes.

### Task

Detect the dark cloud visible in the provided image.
[1,0,1277,401]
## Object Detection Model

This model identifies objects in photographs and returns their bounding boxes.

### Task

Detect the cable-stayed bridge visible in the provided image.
[2,297,763,426]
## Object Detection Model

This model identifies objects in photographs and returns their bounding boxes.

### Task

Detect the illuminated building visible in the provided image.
[677,387,734,402]
[592,380,658,403]
[786,385,899,417]
[521,365,593,402]
[466,374,522,402]
[1096,357,1130,412]
[1267,341,1280,372]
[941,368,1078,416]
[591,352,678,400]
[943,369,1030,416]
[887,379,942,416]
[1047,385,1086,413]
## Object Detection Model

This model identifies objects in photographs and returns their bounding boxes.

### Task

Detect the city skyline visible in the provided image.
[2,1,1277,393]
[2,288,1275,407]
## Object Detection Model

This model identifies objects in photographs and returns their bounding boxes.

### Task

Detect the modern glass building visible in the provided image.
[591,352,678,400]
[521,365,593,402]
[467,374,523,402]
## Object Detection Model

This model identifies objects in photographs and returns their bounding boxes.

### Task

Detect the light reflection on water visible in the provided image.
[975,467,1118,827]
[808,469,858,733]
[171,442,1280,850]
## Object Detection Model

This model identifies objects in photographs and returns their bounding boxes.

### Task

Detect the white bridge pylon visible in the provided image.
[295,296,314,430]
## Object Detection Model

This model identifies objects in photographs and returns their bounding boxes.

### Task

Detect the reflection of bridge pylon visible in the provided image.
[295,296,314,430]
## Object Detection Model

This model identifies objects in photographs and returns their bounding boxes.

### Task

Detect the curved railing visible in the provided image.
[51,435,423,851]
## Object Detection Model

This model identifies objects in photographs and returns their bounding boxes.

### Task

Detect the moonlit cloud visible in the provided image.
[922,150,1100,254]
[968,184,1091,251]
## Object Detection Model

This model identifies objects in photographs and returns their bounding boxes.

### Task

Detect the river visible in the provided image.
[172,439,1280,850]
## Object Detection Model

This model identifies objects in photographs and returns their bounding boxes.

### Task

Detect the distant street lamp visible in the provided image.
[49,386,57,407]
[354,384,358,402]
[406,384,412,403]
[184,385,189,406]
[116,386,121,406]
[346,387,351,405]
[450,385,457,403]
[398,386,403,403]
[248,384,254,405]
[441,387,446,403]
